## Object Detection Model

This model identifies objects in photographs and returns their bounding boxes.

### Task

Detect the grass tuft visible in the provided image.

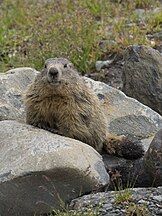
[126,203,150,216]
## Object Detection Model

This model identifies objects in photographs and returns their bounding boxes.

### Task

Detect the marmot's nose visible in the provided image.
[48,67,59,77]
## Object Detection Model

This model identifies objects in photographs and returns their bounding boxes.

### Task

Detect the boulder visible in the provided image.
[122,45,162,115]
[0,67,38,122]
[0,120,109,216]
[144,129,162,186]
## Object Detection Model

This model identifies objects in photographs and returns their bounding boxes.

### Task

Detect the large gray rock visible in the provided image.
[122,45,162,115]
[0,120,109,216]
[0,67,38,122]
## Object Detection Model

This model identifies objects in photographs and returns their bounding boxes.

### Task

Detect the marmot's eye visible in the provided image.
[64,64,68,68]
[44,64,47,69]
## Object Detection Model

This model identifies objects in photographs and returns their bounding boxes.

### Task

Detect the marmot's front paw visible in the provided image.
[32,122,62,135]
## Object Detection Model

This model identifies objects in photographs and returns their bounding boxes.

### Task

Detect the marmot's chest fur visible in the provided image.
[24,58,106,152]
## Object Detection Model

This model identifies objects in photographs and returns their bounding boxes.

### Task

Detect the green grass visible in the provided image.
[0,0,161,73]
[114,188,133,204]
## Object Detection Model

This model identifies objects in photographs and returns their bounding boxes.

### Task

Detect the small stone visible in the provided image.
[138,199,146,204]
[153,195,162,202]
[156,209,162,215]
[103,203,113,210]
[95,60,114,71]
[139,200,150,206]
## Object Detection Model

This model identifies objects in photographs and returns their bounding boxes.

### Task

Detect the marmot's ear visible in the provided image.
[44,63,47,69]
[68,62,75,69]
[64,62,74,69]
[69,62,74,68]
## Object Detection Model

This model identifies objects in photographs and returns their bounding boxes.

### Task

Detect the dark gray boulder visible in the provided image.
[144,129,162,186]
[123,45,162,115]
[103,155,152,189]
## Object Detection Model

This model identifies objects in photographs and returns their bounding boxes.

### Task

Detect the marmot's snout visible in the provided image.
[47,66,61,84]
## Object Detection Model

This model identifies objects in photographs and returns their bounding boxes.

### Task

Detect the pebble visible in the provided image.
[153,195,162,202]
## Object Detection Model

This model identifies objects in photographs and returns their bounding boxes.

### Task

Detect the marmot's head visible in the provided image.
[39,58,79,85]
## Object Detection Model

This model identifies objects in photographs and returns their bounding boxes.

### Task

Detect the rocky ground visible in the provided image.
[69,187,162,216]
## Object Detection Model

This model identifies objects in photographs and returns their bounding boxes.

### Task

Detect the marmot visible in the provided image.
[24,58,144,159]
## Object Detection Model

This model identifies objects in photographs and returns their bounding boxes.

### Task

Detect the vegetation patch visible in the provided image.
[126,203,150,216]
[0,0,161,73]
[114,188,133,204]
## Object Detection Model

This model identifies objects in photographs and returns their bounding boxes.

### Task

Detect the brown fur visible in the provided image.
[24,58,144,159]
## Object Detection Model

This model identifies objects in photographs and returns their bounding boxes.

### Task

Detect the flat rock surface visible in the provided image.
[0,120,109,216]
